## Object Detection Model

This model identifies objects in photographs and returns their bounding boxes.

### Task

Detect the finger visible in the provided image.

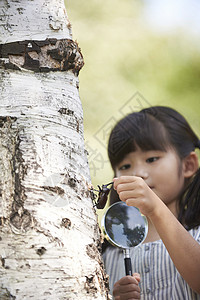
[114,177,145,195]
[125,198,139,207]
[118,190,139,202]
[120,291,140,300]
[117,276,139,286]
[116,182,138,193]
[118,283,140,293]
[113,276,139,296]
[113,287,140,300]
[113,276,141,300]
[113,176,136,189]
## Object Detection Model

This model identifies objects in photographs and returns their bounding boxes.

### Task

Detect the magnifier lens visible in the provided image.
[102,201,148,249]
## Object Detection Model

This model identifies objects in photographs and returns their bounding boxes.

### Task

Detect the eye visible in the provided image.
[119,164,131,171]
[146,157,159,163]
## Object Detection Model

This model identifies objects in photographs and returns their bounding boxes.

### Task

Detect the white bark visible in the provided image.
[0,1,109,299]
[0,0,72,43]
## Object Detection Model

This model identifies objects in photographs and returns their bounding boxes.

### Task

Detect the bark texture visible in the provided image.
[0,0,109,299]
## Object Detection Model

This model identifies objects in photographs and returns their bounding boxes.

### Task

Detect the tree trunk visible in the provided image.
[0,1,109,299]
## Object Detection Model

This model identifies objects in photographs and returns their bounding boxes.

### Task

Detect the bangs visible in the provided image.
[108,112,169,169]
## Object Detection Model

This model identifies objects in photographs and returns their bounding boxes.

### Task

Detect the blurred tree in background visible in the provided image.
[66,0,200,218]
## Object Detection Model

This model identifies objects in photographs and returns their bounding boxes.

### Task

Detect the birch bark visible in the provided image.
[0,1,109,299]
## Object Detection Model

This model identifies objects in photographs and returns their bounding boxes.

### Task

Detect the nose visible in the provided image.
[132,166,148,179]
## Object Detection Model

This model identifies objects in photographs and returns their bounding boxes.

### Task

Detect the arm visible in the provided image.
[149,200,200,294]
[114,176,200,294]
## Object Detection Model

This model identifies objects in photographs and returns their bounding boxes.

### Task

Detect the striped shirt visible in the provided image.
[103,226,200,299]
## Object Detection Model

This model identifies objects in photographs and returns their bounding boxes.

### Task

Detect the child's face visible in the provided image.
[114,148,185,210]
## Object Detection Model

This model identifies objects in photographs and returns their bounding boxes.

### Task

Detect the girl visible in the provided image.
[103,106,200,299]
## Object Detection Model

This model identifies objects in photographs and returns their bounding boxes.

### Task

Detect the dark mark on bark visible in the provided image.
[36,246,46,256]
[68,177,77,188]
[0,116,17,128]
[0,287,16,299]
[10,209,31,232]
[42,185,65,195]
[86,243,99,260]
[0,217,6,226]
[1,257,5,267]
[0,117,31,233]
[58,109,80,133]
[4,62,21,71]
[9,129,31,232]
[0,38,84,75]
[1,257,9,269]
[58,108,74,116]
[86,235,110,297]
[24,52,40,71]
[17,7,24,15]
[85,275,98,294]
[61,218,71,229]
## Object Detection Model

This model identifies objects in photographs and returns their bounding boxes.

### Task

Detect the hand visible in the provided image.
[113,274,141,300]
[113,176,161,217]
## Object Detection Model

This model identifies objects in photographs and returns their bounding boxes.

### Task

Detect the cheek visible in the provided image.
[152,162,184,199]
[158,172,184,199]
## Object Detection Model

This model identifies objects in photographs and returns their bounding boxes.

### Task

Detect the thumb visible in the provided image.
[132,272,141,283]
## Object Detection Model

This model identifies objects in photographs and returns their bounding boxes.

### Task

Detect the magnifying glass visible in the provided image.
[102,201,148,276]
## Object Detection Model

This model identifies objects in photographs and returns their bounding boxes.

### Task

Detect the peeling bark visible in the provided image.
[0,39,84,74]
[0,0,109,299]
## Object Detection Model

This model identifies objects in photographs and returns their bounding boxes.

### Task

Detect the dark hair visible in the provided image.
[108,106,200,230]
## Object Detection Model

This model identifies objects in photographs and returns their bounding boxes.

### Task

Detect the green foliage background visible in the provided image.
[66,0,200,217]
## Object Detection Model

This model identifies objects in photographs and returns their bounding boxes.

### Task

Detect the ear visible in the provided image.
[183,151,199,178]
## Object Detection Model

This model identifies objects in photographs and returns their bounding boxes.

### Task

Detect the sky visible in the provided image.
[143,0,200,37]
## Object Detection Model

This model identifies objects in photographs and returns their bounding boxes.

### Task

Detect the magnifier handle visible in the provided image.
[124,257,132,276]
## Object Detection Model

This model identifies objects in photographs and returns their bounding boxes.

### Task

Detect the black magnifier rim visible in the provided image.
[101,202,148,249]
